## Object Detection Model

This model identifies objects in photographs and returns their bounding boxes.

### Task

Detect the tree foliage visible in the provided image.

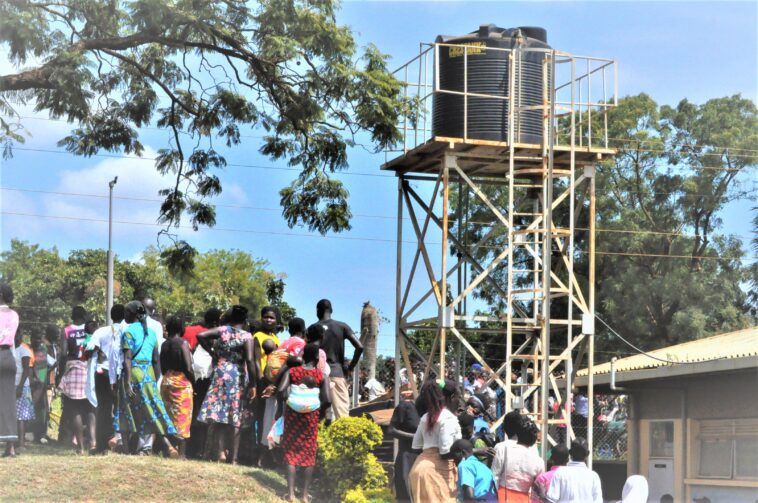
[0,0,404,268]
[0,239,290,334]
[450,94,756,356]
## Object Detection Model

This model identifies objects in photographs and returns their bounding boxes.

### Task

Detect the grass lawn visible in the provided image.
[0,443,288,501]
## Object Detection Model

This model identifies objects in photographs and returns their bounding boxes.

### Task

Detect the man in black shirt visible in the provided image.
[309,299,362,419]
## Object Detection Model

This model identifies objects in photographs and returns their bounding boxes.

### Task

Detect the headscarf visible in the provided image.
[620,475,648,503]
[125,300,149,338]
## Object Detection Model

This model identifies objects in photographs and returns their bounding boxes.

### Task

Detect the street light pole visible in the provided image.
[106,176,118,324]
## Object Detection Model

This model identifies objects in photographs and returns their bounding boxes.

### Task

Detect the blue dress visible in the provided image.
[114,322,176,436]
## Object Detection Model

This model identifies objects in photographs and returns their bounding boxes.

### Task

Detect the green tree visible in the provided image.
[0,0,403,268]
[447,94,756,355]
[595,94,756,348]
[0,239,290,331]
[265,276,296,327]
[0,240,70,336]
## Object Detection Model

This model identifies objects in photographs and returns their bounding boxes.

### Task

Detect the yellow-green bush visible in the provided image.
[319,416,389,500]
[343,487,394,503]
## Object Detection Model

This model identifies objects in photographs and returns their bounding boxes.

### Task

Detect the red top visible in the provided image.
[182,324,206,351]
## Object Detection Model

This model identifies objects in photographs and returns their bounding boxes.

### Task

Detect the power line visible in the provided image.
[2,186,755,241]
[6,143,758,177]
[8,146,394,178]
[3,210,755,263]
[606,136,758,155]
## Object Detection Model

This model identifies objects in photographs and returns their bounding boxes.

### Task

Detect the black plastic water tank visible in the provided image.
[432,24,551,144]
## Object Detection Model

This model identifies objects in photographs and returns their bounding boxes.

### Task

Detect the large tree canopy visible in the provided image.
[0,0,404,266]
[451,93,756,356]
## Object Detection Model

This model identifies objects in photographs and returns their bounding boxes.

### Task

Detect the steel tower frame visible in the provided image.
[386,40,617,461]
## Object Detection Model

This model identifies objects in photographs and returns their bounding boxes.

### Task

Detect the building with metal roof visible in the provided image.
[574,326,758,387]
[573,327,758,503]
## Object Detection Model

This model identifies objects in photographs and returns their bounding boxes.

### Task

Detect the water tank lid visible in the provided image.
[516,26,547,43]
[436,24,548,44]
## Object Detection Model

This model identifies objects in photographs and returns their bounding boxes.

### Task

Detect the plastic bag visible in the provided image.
[267,416,285,448]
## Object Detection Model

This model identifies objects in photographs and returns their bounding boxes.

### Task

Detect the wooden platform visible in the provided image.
[382,137,616,176]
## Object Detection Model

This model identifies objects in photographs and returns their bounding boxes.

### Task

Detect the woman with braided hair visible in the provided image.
[114,300,178,456]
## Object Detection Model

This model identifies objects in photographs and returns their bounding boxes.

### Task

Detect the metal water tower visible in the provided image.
[385,24,618,461]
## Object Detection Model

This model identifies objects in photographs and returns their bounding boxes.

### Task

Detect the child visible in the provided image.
[300,375,318,389]
[451,438,498,502]
[262,338,277,357]
[532,444,568,502]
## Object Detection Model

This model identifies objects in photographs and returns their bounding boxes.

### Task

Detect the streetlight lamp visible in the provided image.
[106,176,118,323]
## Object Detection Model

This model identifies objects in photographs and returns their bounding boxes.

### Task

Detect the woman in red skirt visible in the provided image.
[277,343,331,502]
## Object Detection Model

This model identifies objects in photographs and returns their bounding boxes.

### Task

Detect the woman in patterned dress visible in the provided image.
[277,343,331,502]
[196,305,255,464]
[115,301,178,456]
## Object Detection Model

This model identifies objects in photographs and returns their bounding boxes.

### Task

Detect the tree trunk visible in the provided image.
[360,301,379,380]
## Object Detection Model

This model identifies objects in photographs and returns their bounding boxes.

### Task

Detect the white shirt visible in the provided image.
[412,408,461,455]
[574,394,589,417]
[88,323,124,385]
[546,461,603,503]
[192,345,214,380]
[14,344,32,386]
[147,316,164,350]
[491,439,545,492]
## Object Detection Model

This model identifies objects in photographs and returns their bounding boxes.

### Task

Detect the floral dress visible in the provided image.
[196,326,252,428]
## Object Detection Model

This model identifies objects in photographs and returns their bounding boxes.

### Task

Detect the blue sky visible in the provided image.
[1,1,756,356]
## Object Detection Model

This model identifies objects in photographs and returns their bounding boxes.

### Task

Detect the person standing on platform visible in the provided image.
[308,299,362,420]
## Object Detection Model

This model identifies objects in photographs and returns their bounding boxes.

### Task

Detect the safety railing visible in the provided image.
[385,41,617,160]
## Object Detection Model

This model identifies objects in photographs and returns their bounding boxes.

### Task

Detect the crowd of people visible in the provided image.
[389,377,647,503]
[0,278,650,503]
[0,282,363,502]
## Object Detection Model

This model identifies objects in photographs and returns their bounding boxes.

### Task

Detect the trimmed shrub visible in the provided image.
[343,487,394,503]
[319,416,389,499]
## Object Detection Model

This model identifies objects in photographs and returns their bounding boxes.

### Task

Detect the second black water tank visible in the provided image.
[432,24,551,144]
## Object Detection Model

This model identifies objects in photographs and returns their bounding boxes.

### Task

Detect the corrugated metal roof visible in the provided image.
[577,327,758,377]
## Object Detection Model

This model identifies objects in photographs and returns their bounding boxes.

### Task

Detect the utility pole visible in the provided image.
[106,176,118,324]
